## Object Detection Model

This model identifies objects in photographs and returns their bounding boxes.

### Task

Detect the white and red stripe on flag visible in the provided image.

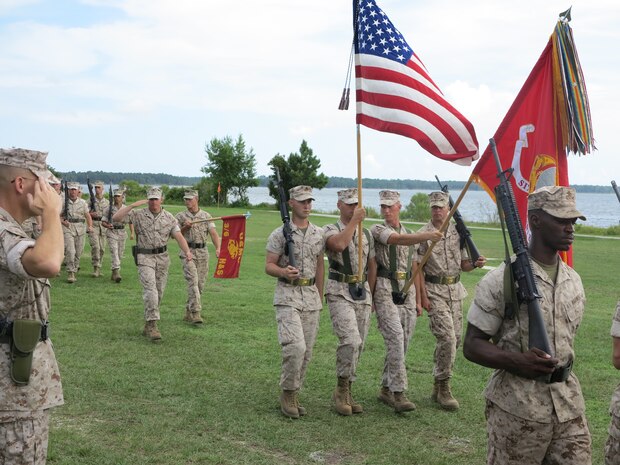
[354,0,479,164]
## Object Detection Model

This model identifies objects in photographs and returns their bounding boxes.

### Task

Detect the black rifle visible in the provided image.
[490,138,553,358]
[612,180,620,205]
[107,184,114,223]
[87,178,96,212]
[435,175,481,265]
[275,168,296,268]
[62,180,69,219]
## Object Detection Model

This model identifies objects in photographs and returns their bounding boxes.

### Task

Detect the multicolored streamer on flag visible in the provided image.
[472,11,594,265]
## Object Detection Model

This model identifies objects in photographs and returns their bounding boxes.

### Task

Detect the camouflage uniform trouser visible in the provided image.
[106,230,126,270]
[88,222,106,267]
[137,254,170,321]
[485,400,591,465]
[182,257,209,313]
[0,410,50,465]
[374,286,417,392]
[63,231,85,273]
[275,305,320,391]
[606,413,620,465]
[427,296,462,380]
[327,294,371,381]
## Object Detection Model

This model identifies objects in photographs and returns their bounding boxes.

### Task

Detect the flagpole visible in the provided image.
[400,174,476,295]
[191,212,250,224]
[356,124,364,281]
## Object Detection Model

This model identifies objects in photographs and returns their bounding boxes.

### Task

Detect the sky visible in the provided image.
[0,0,618,185]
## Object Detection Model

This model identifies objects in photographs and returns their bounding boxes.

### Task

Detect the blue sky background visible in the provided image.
[0,0,617,185]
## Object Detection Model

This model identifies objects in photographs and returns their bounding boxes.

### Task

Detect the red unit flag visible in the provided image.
[213,215,246,279]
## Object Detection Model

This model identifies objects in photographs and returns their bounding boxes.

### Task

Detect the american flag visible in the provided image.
[354,0,479,164]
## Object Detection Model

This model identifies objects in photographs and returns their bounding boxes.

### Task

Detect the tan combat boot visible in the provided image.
[183,309,192,322]
[333,377,352,416]
[67,272,76,283]
[111,268,122,283]
[393,392,416,413]
[92,266,101,277]
[280,390,300,419]
[190,312,204,325]
[294,390,306,416]
[142,320,162,342]
[377,386,394,407]
[348,380,363,414]
[435,378,459,411]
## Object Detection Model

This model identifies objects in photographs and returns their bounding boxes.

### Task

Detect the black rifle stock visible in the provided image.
[87,178,96,212]
[435,175,481,265]
[107,184,114,223]
[62,180,69,219]
[612,180,620,205]
[275,168,296,268]
[489,138,553,357]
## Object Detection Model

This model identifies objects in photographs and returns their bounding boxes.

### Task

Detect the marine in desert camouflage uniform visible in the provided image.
[102,188,133,283]
[416,191,486,410]
[605,300,620,465]
[265,185,325,419]
[88,180,110,277]
[371,190,443,413]
[112,187,192,342]
[464,186,591,465]
[324,188,376,416]
[0,148,64,465]
[61,182,92,283]
[176,189,221,326]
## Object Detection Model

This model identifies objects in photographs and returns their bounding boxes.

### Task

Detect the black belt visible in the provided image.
[377,268,410,280]
[113,225,125,229]
[188,242,206,249]
[328,271,367,284]
[135,246,167,254]
[548,359,573,384]
[425,274,461,285]
[0,320,49,343]
[67,218,85,223]
[278,277,316,286]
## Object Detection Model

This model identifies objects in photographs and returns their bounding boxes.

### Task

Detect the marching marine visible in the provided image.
[88,180,110,277]
[102,188,133,283]
[265,185,325,419]
[112,187,193,342]
[324,188,376,415]
[416,191,486,410]
[371,190,443,413]
[176,189,221,325]
[61,182,92,283]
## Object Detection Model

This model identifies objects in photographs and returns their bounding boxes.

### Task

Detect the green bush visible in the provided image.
[401,193,431,222]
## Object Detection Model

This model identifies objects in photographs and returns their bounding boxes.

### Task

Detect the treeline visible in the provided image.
[60,171,612,193]
[59,171,201,186]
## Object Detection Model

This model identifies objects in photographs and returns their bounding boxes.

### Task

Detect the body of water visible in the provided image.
[247,186,620,228]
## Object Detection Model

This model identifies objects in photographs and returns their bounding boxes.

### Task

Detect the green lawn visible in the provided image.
[47,206,619,464]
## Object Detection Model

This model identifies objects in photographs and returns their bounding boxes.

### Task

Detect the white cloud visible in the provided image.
[0,0,617,186]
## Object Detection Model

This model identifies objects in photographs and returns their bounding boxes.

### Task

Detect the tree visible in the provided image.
[202,135,258,206]
[402,193,432,222]
[267,140,329,206]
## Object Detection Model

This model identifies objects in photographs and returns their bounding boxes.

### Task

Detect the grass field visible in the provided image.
[46,205,619,464]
